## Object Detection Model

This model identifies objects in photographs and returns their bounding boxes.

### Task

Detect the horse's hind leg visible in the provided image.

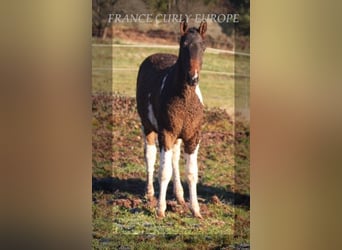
[144,130,157,201]
[172,139,185,205]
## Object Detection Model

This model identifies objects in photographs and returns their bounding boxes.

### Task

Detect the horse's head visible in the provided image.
[179,19,207,86]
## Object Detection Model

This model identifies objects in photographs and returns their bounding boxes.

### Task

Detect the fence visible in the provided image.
[92,43,250,78]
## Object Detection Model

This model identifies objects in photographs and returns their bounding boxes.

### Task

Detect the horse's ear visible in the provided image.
[199,20,207,38]
[180,19,188,35]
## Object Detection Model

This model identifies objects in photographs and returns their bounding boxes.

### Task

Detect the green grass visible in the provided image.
[92,45,112,92]
[109,205,234,235]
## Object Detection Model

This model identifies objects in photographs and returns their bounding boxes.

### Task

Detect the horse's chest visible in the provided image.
[162,95,203,137]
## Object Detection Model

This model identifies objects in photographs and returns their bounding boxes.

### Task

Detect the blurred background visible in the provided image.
[1,0,341,249]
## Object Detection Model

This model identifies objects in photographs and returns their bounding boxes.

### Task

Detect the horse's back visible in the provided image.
[137,53,177,92]
[139,53,177,73]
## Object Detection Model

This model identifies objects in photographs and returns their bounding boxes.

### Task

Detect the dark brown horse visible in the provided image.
[136,19,207,218]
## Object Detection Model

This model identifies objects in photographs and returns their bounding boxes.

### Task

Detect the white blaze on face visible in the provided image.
[195,85,203,105]
[192,70,198,81]
[147,93,158,130]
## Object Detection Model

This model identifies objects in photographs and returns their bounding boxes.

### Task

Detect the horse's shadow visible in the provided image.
[92,176,249,210]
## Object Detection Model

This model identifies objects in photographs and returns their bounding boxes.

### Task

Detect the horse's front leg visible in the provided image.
[156,132,175,218]
[172,139,185,205]
[184,143,202,219]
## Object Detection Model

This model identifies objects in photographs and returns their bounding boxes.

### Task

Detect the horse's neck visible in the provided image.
[172,60,187,90]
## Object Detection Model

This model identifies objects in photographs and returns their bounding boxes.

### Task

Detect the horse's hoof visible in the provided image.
[146,194,154,202]
[176,197,186,206]
[156,210,165,219]
[194,213,203,219]
[192,211,203,219]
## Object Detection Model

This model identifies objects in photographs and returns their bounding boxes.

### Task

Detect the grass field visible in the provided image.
[92,40,250,249]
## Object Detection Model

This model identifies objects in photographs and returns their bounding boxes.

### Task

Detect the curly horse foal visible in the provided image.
[136,19,207,218]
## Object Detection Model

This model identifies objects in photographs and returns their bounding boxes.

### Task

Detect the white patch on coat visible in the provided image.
[184,144,200,215]
[172,139,184,201]
[147,93,158,130]
[184,144,199,174]
[172,139,182,168]
[160,74,168,94]
[145,143,157,197]
[145,144,157,174]
[195,85,203,105]
[158,148,173,214]
[160,148,173,180]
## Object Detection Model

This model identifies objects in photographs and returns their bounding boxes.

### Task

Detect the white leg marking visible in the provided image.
[144,143,157,198]
[185,144,202,218]
[172,139,184,204]
[195,85,203,105]
[147,94,158,130]
[157,148,173,217]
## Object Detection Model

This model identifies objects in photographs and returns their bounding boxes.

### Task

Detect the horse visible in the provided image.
[136,19,207,218]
